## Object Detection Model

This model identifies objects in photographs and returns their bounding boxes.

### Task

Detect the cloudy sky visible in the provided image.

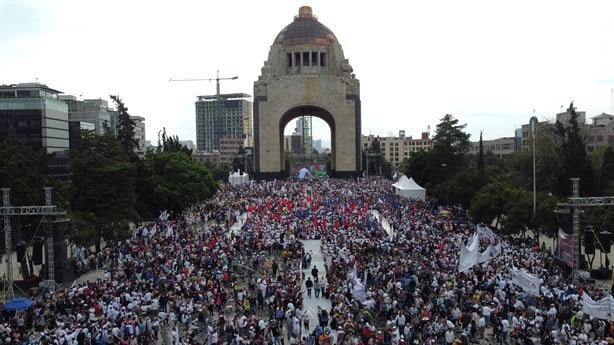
[1,0,613,147]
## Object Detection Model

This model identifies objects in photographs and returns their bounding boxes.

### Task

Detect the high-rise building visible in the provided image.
[195,93,251,152]
[60,96,111,135]
[284,130,303,154]
[0,83,69,154]
[296,116,313,154]
[130,115,146,156]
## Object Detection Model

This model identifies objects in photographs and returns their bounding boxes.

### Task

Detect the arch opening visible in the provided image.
[279,106,335,178]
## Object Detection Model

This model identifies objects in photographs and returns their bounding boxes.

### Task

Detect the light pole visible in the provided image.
[530,116,538,216]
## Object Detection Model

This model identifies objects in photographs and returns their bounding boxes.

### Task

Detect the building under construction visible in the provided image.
[195,93,252,152]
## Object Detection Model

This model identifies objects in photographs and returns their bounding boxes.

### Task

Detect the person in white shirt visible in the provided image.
[477,315,486,340]
[481,303,495,329]
[444,328,455,345]
[500,318,510,345]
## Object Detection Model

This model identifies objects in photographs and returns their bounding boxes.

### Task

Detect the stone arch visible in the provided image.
[253,6,362,180]
[278,105,336,174]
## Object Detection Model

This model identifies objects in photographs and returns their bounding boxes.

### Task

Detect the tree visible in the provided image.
[429,114,471,186]
[364,137,383,177]
[500,188,533,235]
[470,181,510,227]
[0,127,46,207]
[435,170,481,207]
[143,150,218,215]
[470,181,533,235]
[477,132,485,187]
[110,95,138,155]
[0,128,47,277]
[600,146,614,196]
[551,102,594,196]
[69,130,138,249]
[157,127,192,155]
[401,150,429,186]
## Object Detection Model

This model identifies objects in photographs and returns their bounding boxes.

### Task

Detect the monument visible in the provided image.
[254,6,361,179]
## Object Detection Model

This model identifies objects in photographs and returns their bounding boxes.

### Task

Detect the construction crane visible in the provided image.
[170,71,238,151]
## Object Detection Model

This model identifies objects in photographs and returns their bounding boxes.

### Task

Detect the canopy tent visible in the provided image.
[228,170,249,186]
[2,297,34,311]
[392,175,426,201]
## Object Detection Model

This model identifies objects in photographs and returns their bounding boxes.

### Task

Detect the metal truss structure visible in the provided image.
[1,188,65,299]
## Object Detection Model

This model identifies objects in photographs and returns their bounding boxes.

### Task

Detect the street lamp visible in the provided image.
[530,116,539,246]
[530,116,538,216]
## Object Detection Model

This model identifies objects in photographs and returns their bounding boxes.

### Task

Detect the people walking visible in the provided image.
[306,277,314,298]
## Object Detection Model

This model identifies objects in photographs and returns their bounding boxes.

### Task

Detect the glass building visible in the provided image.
[0,83,70,154]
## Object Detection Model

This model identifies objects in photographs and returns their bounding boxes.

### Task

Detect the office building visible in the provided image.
[60,96,111,135]
[284,130,303,154]
[362,131,432,168]
[469,137,516,157]
[296,116,313,154]
[195,93,251,152]
[0,83,70,154]
[585,112,614,153]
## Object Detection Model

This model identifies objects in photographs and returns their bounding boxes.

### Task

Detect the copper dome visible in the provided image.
[274,6,338,46]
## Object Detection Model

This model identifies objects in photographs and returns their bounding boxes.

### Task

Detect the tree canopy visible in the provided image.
[69,130,138,248]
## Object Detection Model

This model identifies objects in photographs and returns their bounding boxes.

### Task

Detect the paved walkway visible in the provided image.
[300,239,335,342]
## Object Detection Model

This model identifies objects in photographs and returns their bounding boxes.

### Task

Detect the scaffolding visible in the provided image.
[0,188,65,299]
[558,179,614,284]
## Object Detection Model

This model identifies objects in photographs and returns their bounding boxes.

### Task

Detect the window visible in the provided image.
[320,52,326,66]
[312,52,318,66]
[287,53,293,67]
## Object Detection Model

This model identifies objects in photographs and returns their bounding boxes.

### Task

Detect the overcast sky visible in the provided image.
[1,0,613,147]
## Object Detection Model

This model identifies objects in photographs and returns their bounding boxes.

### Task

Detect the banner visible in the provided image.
[477,225,496,242]
[459,233,479,273]
[511,268,541,296]
[477,246,491,264]
[581,293,614,321]
[349,262,367,302]
[555,228,573,267]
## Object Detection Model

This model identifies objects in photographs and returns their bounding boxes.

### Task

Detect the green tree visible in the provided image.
[500,188,533,235]
[429,114,471,187]
[551,102,594,196]
[364,137,383,177]
[533,191,560,240]
[470,181,509,227]
[0,127,46,207]
[402,149,429,185]
[477,132,485,187]
[110,95,138,154]
[157,127,192,155]
[69,130,138,249]
[435,169,480,207]
[0,128,47,276]
[144,150,217,214]
[600,146,614,195]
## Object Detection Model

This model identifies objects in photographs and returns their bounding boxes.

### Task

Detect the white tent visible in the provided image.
[228,170,249,186]
[392,175,426,200]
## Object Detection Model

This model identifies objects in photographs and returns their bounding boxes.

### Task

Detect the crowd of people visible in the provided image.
[1,177,613,345]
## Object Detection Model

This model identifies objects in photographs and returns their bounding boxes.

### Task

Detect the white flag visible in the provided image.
[459,233,479,273]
